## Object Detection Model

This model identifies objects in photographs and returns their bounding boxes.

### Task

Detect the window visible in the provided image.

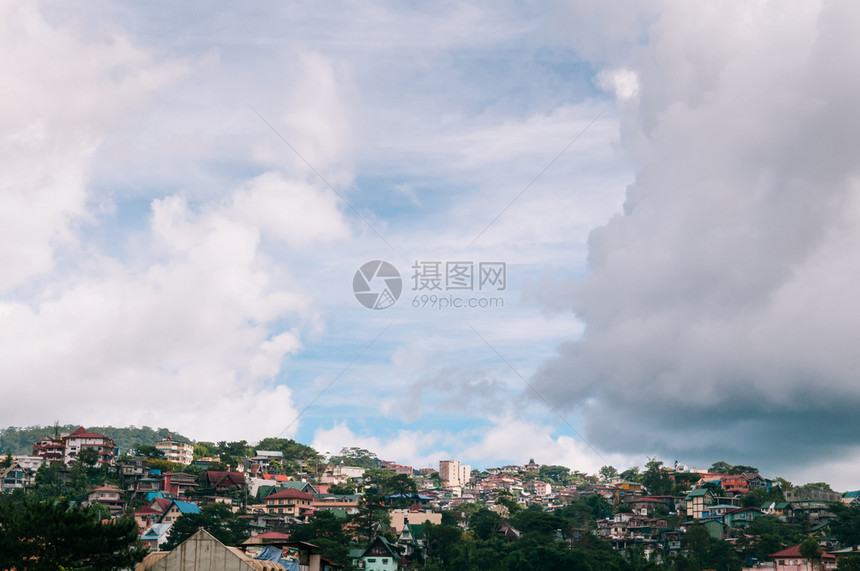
[367,558,376,562]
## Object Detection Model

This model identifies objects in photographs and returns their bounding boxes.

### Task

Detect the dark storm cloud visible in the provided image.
[532,0,860,470]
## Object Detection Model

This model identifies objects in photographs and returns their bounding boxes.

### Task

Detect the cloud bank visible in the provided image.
[532,0,860,473]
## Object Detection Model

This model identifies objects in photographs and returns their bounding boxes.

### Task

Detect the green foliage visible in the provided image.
[145,458,184,473]
[683,524,743,570]
[709,461,733,473]
[829,503,860,547]
[469,508,503,540]
[424,522,462,567]
[135,444,165,459]
[290,511,351,565]
[0,490,146,570]
[351,492,389,540]
[538,465,570,484]
[642,459,673,496]
[599,465,619,482]
[740,486,784,507]
[838,555,860,570]
[0,451,12,469]
[800,536,823,568]
[0,424,191,457]
[803,482,834,492]
[163,502,250,549]
[555,495,612,528]
[619,466,641,482]
[727,464,759,475]
[511,505,569,538]
[328,446,379,469]
[77,447,101,467]
[254,437,321,461]
[32,462,89,502]
[328,483,356,495]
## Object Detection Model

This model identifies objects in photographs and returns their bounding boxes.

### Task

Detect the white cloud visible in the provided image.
[0,3,184,291]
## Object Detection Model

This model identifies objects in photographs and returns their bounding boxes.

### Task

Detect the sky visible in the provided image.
[1,1,859,489]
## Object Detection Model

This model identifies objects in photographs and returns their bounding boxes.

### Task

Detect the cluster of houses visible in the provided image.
[4,428,860,570]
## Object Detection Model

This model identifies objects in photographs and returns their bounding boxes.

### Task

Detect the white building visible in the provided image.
[155,436,194,465]
[439,460,471,488]
[63,427,116,466]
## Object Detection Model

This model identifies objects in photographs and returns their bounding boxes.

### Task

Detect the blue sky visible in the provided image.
[3,1,860,489]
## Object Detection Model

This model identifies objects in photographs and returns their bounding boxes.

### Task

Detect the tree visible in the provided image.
[135,445,164,459]
[289,510,351,565]
[539,465,570,485]
[0,491,146,570]
[328,483,356,495]
[838,555,860,570]
[642,458,673,496]
[709,461,733,473]
[424,522,463,568]
[469,508,503,540]
[728,464,759,475]
[800,536,824,570]
[163,503,251,549]
[351,492,389,541]
[385,473,419,507]
[328,446,379,469]
[0,451,12,469]
[830,503,860,547]
[77,446,101,467]
[599,465,619,483]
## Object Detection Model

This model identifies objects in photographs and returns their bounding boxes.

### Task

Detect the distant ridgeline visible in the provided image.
[0,425,193,456]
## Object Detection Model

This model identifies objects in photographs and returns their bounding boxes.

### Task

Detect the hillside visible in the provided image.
[0,425,193,456]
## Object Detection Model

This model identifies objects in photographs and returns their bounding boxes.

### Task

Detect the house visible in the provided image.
[0,463,34,493]
[32,435,65,463]
[118,458,148,490]
[62,426,116,466]
[313,493,361,514]
[157,499,201,524]
[528,481,553,496]
[389,509,443,533]
[770,544,837,570]
[161,472,198,497]
[264,488,314,519]
[206,471,247,493]
[724,507,763,528]
[843,491,860,505]
[141,523,173,551]
[136,528,299,570]
[86,485,126,516]
[135,506,163,531]
[762,501,795,522]
[155,436,194,466]
[626,496,676,517]
[499,521,523,540]
[352,536,399,571]
[13,456,45,471]
[685,488,716,519]
[613,481,645,505]
[397,523,425,558]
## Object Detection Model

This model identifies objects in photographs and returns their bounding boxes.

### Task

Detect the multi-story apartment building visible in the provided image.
[439,460,471,488]
[62,427,116,466]
[32,436,65,463]
[155,436,194,465]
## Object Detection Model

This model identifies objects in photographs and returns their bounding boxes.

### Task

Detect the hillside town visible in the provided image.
[1,426,860,570]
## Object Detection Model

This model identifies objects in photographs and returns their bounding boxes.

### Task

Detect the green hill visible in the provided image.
[0,425,194,456]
